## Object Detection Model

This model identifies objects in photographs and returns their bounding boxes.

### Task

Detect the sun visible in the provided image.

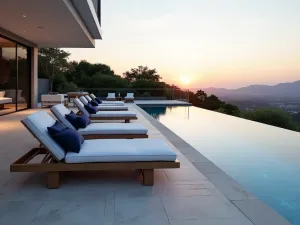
[180,75,191,85]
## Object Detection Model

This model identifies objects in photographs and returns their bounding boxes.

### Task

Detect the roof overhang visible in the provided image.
[0,0,102,48]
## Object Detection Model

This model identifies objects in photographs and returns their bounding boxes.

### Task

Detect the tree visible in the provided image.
[195,90,207,101]
[123,66,162,82]
[38,48,70,91]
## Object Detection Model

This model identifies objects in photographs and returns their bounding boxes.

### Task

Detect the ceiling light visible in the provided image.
[46,37,50,40]
[22,15,26,18]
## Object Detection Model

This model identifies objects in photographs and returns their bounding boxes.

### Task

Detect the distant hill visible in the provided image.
[191,80,300,100]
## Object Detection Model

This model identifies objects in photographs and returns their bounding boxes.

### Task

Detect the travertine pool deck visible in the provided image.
[0,104,290,225]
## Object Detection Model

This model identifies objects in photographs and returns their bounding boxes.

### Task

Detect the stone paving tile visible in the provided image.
[0,104,282,225]
[114,197,169,222]
[162,196,245,220]
[0,200,43,225]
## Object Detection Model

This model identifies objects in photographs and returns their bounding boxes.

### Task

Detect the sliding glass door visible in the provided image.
[17,45,30,111]
[0,36,31,116]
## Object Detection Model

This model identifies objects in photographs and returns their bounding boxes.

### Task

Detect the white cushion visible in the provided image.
[0,97,12,104]
[65,139,177,163]
[0,91,5,97]
[50,104,75,130]
[126,93,134,98]
[91,111,136,118]
[90,93,96,99]
[78,123,148,135]
[74,98,90,117]
[97,105,128,110]
[107,93,116,98]
[79,96,89,105]
[22,111,66,161]
[101,101,124,106]
[42,94,64,102]
[85,95,92,102]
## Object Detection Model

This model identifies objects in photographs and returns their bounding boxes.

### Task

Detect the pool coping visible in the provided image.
[135,105,292,225]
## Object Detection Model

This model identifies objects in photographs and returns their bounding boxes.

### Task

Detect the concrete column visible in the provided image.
[31,47,38,108]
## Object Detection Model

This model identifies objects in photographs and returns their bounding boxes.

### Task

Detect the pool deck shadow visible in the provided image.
[135,105,291,225]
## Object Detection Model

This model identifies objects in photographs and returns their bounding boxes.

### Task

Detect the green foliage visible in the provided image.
[90,73,129,88]
[240,109,299,131]
[38,48,70,91]
[123,66,162,82]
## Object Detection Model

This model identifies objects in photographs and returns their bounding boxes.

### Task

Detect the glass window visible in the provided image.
[0,37,17,115]
[0,36,31,115]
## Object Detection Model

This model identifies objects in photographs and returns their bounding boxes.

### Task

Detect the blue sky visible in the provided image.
[66,0,300,88]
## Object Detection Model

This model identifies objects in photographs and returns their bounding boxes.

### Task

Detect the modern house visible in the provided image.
[0,0,102,116]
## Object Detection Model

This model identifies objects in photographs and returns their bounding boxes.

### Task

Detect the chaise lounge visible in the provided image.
[79,96,128,111]
[106,93,117,101]
[51,104,148,139]
[124,93,134,103]
[10,111,180,188]
[89,94,124,106]
[74,98,137,123]
[0,91,12,109]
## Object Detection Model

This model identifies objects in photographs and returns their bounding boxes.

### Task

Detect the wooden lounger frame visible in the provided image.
[97,108,128,111]
[10,121,179,189]
[124,99,134,103]
[83,133,148,139]
[90,116,138,123]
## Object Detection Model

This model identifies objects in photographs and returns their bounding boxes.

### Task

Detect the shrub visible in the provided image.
[240,109,299,131]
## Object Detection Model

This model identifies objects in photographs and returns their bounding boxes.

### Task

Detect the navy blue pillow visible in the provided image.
[47,121,67,136]
[95,98,102,104]
[77,114,91,128]
[84,103,97,114]
[90,99,99,106]
[52,128,84,153]
[65,111,78,129]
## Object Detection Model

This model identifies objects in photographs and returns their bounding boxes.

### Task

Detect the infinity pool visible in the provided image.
[142,106,300,224]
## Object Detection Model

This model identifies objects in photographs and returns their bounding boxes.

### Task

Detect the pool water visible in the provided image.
[142,106,300,224]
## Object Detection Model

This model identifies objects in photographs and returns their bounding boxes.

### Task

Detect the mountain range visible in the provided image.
[191,80,300,100]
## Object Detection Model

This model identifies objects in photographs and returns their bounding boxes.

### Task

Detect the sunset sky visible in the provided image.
[65,0,300,89]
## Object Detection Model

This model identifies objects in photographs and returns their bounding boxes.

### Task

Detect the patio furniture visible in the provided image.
[74,98,137,123]
[89,94,124,105]
[124,93,134,103]
[10,111,180,188]
[79,96,128,111]
[41,94,65,108]
[0,91,12,109]
[51,104,148,139]
[67,92,88,105]
[106,93,116,101]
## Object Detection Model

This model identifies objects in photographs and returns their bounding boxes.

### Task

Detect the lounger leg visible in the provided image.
[125,119,130,123]
[47,172,60,189]
[143,169,154,186]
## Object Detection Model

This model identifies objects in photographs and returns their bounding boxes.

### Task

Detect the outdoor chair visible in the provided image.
[79,96,128,111]
[74,98,137,123]
[10,111,179,188]
[88,94,124,106]
[124,93,134,103]
[51,104,148,139]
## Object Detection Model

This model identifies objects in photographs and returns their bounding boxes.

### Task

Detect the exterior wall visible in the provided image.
[31,47,38,108]
[38,78,50,102]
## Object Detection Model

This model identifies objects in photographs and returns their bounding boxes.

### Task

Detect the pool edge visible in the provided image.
[135,105,292,225]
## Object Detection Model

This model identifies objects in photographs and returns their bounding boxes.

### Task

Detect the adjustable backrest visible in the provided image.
[85,95,93,102]
[79,96,89,105]
[22,111,66,161]
[107,93,115,98]
[90,93,96,99]
[74,98,91,117]
[50,104,75,130]
[127,93,134,98]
